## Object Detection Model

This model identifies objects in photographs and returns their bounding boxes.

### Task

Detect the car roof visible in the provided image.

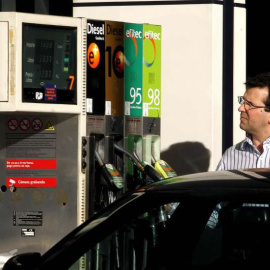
[140,169,270,192]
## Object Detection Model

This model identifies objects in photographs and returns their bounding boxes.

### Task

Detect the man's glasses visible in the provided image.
[238,96,270,111]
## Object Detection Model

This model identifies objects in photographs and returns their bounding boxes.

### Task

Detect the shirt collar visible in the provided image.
[241,133,270,150]
[241,135,252,150]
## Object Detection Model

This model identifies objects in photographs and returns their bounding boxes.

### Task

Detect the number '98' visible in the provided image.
[129,87,160,106]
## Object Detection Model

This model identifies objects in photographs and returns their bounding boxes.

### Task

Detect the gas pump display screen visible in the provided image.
[22,23,77,104]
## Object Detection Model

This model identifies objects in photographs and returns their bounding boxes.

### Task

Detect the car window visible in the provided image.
[68,202,180,270]
[62,199,270,269]
[192,202,270,268]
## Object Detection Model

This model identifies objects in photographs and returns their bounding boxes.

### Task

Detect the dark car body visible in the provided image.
[4,169,270,269]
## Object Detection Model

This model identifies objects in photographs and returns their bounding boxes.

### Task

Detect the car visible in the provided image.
[3,168,270,270]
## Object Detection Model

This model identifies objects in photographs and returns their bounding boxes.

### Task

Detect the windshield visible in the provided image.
[77,193,143,235]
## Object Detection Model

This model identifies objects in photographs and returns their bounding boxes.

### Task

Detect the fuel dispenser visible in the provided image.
[84,20,124,216]
[0,12,87,257]
[124,23,167,188]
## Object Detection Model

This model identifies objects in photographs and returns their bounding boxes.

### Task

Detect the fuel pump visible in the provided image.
[84,21,125,270]
[0,12,87,257]
[85,20,125,216]
[124,23,163,189]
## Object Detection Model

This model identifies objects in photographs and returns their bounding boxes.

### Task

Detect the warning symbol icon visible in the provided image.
[45,121,55,131]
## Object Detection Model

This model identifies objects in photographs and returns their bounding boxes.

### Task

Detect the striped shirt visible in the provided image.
[216,135,270,170]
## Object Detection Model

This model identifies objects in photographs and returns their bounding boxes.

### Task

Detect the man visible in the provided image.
[216,72,270,170]
[210,73,270,229]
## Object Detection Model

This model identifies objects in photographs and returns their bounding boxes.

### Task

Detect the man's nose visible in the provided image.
[238,103,245,112]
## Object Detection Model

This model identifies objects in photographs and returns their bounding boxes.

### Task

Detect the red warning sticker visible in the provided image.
[19,118,30,131]
[6,177,56,187]
[32,118,43,131]
[8,118,19,131]
[6,159,56,169]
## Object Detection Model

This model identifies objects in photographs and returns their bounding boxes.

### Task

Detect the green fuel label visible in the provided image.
[143,24,161,118]
[124,23,161,118]
[124,23,143,117]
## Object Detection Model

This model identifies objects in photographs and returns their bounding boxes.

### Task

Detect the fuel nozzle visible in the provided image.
[114,144,163,184]
[95,150,123,191]
[151,154,177,179]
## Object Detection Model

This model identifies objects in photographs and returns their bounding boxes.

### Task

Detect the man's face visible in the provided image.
[238,87,270,135]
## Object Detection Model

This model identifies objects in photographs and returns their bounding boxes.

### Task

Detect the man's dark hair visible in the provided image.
[245,72,270,108]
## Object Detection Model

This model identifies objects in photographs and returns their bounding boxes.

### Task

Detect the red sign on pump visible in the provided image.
[6,177,57,188]
[6,159,56,169]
